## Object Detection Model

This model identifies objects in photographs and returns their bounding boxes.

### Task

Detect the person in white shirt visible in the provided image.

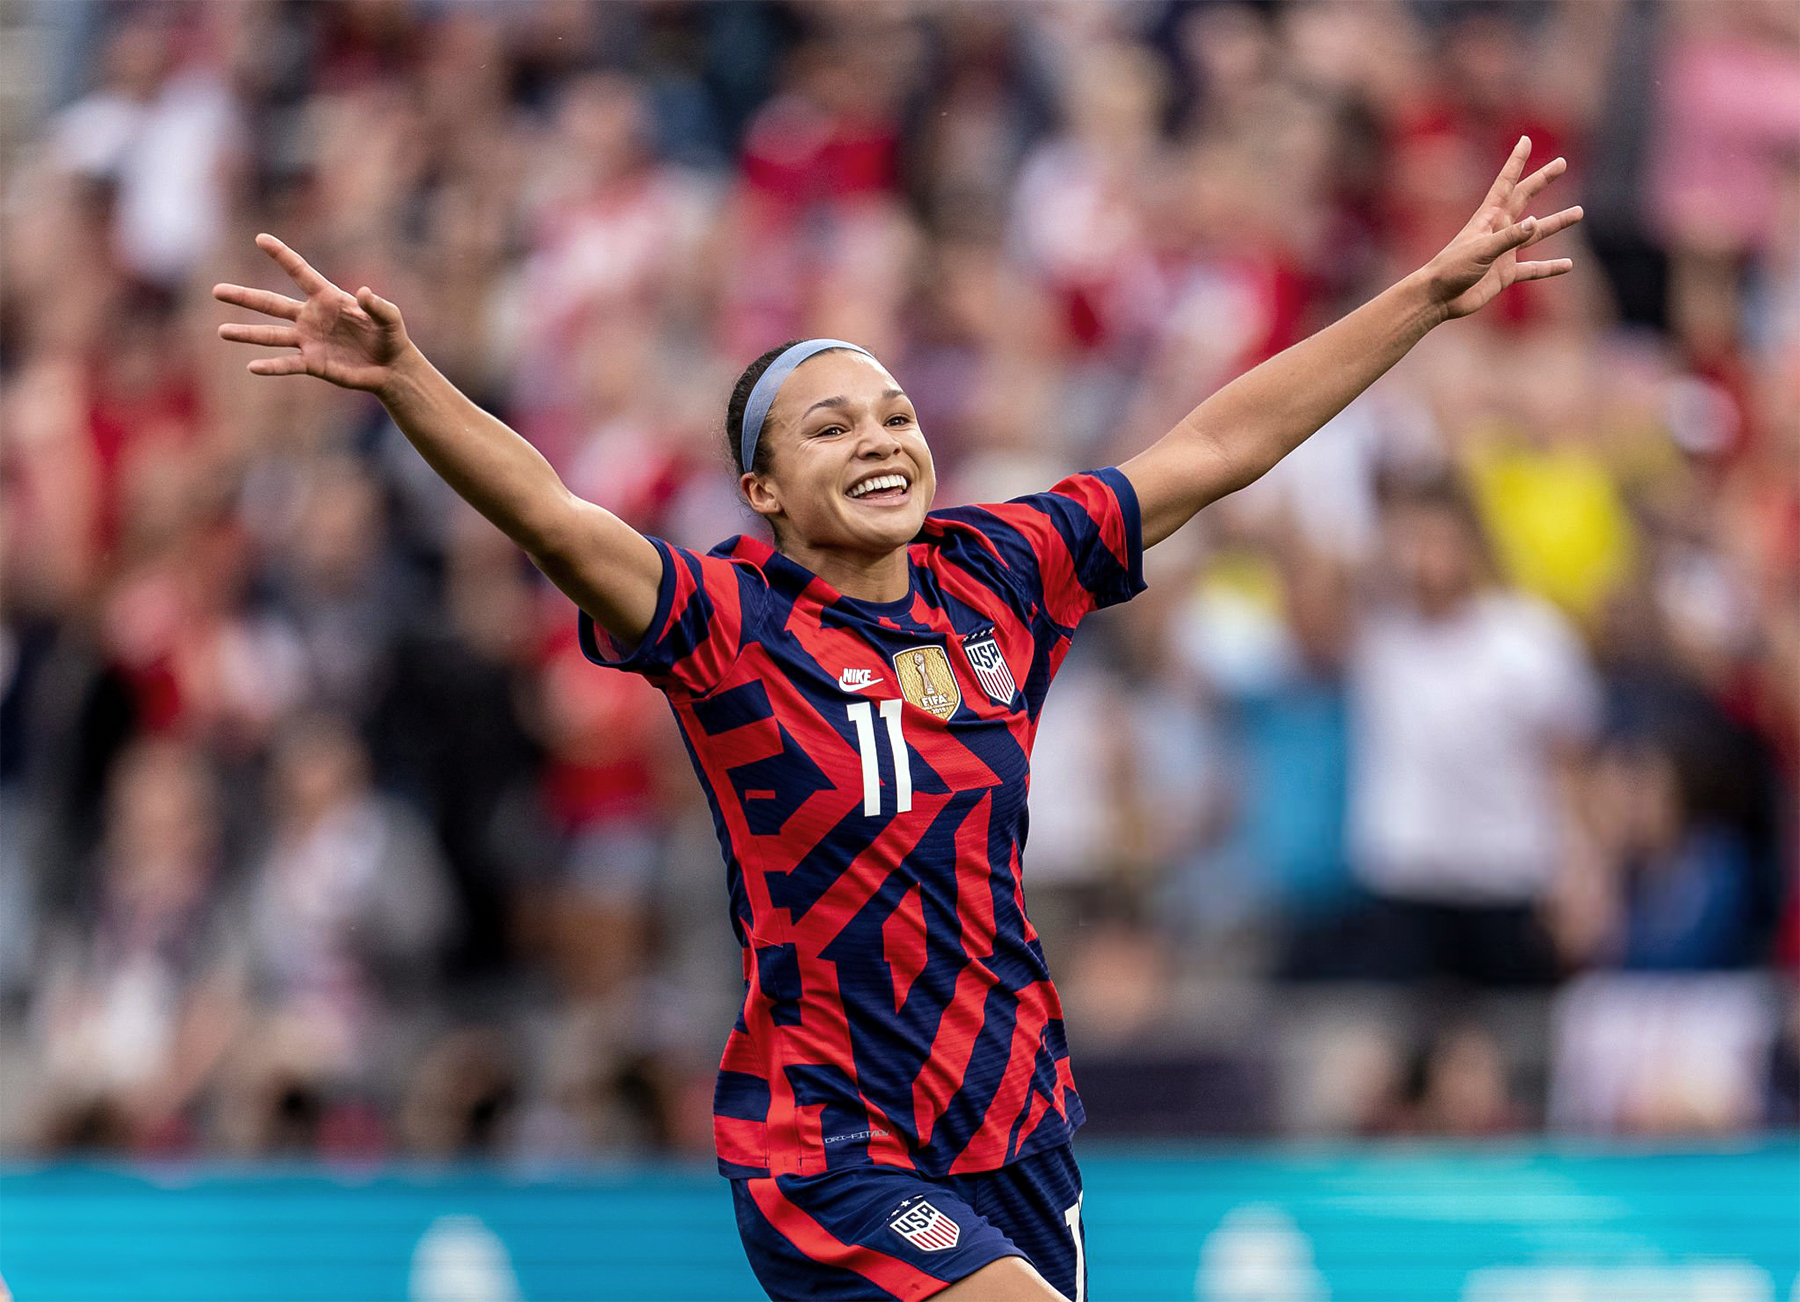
[1346,474,1599,985]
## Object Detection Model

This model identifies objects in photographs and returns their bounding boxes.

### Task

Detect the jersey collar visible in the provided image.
[719,534,923,620]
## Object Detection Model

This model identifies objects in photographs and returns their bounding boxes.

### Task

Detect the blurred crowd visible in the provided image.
[1,0,1796,1163]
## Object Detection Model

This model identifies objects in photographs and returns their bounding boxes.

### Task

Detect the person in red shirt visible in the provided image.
[216,138,1578,1301]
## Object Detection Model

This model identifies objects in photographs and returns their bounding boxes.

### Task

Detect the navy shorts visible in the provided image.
[731,1143,1086,1301]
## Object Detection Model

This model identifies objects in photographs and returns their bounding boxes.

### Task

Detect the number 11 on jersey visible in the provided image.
[846,699,912,816]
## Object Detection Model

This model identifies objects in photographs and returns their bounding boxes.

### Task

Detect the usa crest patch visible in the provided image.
[889,1199,961,1252]
[961,628,1018,707]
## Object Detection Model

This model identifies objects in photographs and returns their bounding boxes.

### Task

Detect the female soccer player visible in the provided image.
[217,139,1578,1301]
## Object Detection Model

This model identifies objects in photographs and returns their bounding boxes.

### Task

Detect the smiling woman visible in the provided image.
[212,136,1579,1302]
[726,339,937,600]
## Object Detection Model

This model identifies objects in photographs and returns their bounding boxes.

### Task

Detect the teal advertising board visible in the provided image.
[3,1141,1796,1301]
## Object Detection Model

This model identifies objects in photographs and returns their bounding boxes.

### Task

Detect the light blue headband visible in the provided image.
[739,338,876,474]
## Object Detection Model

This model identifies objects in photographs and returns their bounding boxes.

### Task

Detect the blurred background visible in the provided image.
[0,0,1795,1299]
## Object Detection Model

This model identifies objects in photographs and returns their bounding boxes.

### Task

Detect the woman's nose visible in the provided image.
[859,417,900,453]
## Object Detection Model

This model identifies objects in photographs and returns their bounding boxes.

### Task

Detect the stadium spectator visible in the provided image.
[28,737,236,1154]
[236,712,454,1073]
[46,8,244,288]
[1580,737,1761,971]
[367,512,548,979]
[1340,474,1600,986]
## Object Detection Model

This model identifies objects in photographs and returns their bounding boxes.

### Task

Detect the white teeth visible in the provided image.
[848,474,908,499]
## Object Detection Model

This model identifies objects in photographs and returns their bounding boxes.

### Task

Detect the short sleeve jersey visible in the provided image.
[579,469,1146,1179]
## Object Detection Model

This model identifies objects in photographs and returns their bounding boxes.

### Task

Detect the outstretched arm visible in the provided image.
[1121,138,1583,548]
[214,235,662,645]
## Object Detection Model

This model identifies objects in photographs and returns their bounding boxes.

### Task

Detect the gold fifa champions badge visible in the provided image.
[891,645,961,720]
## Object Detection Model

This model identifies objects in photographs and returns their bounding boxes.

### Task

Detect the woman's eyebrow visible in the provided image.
[800,389,907,420]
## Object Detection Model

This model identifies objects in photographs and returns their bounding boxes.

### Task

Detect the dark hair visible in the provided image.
[1374,464,1483,529]
[724,339,864,477]
[1374,464,1499,580]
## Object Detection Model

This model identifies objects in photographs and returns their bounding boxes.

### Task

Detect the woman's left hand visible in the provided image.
[1424,137,1584,322]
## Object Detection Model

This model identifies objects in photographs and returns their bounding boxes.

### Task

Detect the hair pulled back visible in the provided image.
[724,339,863,477]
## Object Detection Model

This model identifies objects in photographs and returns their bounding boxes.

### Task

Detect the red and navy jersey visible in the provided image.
[579,469,1145,1179]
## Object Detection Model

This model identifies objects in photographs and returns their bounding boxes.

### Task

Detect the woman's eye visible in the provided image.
[887,414,912,426]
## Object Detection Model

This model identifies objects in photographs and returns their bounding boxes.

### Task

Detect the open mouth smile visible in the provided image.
[846,472,911,503]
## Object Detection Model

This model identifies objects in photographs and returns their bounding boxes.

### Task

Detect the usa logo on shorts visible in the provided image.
[961,628,1017,707]
[889,1200,961,1252]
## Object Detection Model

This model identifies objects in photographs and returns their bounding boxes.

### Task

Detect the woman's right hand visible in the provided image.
[216,236,663,650]
[214,234,415,395]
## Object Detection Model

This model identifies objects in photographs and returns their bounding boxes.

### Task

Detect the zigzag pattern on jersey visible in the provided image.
[690,527,1087,1179]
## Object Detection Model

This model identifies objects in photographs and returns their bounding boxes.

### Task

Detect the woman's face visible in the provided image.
[743,350,936,558]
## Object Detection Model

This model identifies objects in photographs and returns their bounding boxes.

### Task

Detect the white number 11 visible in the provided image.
[846,699,912,816]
